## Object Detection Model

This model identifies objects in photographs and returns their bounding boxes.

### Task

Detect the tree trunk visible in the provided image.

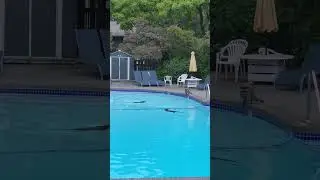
[197,5,205,36]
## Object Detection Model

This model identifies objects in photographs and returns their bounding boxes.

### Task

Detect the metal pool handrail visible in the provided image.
[312,70,320,112]
[205,83,210,101]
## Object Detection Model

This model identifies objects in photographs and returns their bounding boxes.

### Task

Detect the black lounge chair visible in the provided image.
[134,71,149,86]
[148,71,165,86]
[141,71,154,86]
[274,42,320,91]
[99,29,109,59]
[75,29,108,80]
[197,75,210,90]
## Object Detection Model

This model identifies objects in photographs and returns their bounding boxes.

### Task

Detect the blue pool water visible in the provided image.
[110,91,210,178]
[212,109,320,180]
[1,91,320,180]
[0,94,109,180]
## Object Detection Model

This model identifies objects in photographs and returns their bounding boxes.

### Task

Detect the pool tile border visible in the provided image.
[0,88,317,141]
[111,178,210,180]
[0,88,109,96]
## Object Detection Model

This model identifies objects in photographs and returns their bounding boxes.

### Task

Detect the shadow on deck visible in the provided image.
[0,64,109,91]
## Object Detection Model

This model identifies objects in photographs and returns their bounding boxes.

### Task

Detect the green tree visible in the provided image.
[111,0,209,36]
[111,0,160,30]
[118,20,168,60]
[156,0,209,36]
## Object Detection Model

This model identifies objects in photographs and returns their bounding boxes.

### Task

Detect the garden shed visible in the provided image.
[110,50,134,81]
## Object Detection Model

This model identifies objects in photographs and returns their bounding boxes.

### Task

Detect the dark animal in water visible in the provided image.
[211,156,238,165]
[164,108,178,113]
[133,100,146,103]
[72,125,109,131]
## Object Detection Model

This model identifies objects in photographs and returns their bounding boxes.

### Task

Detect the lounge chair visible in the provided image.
[134,71,149,86]
[148,71,165,86]
[99,29,109,58]
[197,75,210,90]
[141,71,155,86]
[177,74,188,86]
[75,29,108,80]
[274,42,320,91]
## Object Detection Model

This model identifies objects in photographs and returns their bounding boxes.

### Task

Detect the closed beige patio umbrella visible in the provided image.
[189,51,197,72]
[253,0,278,33]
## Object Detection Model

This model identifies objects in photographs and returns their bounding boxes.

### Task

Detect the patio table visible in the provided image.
[241,54,294,83]
[185,77,202,88]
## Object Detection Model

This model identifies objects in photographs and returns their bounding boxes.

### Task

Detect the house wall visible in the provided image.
[62,0,78,58]
[1,0,108,60]
[0,0,5,52]
[2,0,81,59]
[31,0,57,57]
[4,0,29,57]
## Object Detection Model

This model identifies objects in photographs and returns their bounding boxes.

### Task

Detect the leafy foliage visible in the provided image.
[156,57,189,82]
[111,0,209,36]
[111,0,160,30]
[117,20,168,60]
[111,0,210,79]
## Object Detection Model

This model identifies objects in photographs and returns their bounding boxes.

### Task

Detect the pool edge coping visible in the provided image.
[0,87,317,141]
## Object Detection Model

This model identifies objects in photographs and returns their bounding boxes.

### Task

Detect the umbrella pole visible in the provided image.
[260,32,273,55]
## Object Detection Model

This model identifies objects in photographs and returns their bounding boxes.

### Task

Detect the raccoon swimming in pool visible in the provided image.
[164,108,179,113]
[133,100,146,103]
[70,125,110,131]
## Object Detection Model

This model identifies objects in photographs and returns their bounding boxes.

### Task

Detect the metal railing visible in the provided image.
[306,70,320,121]
[205,83,210,101]
[311,70,320,112]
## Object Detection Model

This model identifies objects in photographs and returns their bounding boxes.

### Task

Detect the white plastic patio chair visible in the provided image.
[177,74,188,86]
[164,75,172,86]
[229,39,248,52]
[229,39,248,78]
[215,41,248,83]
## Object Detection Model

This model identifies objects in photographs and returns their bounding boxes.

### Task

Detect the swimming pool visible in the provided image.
[1,89,319,179]
[212,108,320,180]
[0,93,109,180]
[110,91,210,178]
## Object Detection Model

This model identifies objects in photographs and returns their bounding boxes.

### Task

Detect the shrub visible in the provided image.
[157,27,209,81]
[156,57,189,83]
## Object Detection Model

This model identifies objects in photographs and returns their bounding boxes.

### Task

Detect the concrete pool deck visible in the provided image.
[0,64,109,91]
[0,64,319,133]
